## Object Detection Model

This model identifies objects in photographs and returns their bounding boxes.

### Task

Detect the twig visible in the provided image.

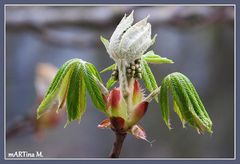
[109,132,127,158]
[6,113,36,139]
[6,7,233,48]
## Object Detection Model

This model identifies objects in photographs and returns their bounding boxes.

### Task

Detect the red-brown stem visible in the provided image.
[109,132,127,158]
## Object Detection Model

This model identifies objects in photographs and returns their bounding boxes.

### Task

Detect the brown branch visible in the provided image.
[109,132,127,158]
[6,7,233,48]
[6,114,36,139]
[6,6,233,31]
[6,7,134,31]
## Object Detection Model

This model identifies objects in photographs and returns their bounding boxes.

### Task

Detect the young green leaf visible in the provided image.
[142,50,173,64]
[100,36,109,51]
[83,63,106,113]
[46,59,77,95]
[65,64,86,125]
[173,100,186,128]
[87,63,103,83]
[57,65,76,112]
[37,58,108,127]
[106,77,117,89]
[159,77,171,129]
[37,59,79,118]
[100,64,116,73]
[141,59,158,102]
[159,72,213,134]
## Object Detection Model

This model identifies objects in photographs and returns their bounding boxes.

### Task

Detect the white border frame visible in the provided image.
[4,4,236,160]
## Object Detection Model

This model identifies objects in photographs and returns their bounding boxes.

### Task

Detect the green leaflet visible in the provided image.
[173,100,186,128]
[100,64,116,73]
[159,77,170,129]
[65,64,86,125]
[37,58,107,126]
[57,65,76,113]
[100,50,172,74]
[106,76,117,89]
[100,36,109,51]
[83,63,106,113]
[141,59,158,102]
[159,72,213,134]
[142,51,174,64]
[177,74,212,132]
[46,59,77,95]
[37,59,78,118]
[87,63,103,83]
[100,63,117,89]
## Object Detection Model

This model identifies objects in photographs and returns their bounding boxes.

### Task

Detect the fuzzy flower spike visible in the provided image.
[108,11,156,63]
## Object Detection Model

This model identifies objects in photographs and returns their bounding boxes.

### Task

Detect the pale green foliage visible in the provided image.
[106,76,117,89]
[100,63,117,89]
[66,64,86,124]
[140,59,159,102]
[142,51,174,64]
[37,13,213,136]
[100,64,116,73]
[37,58,106,125]
[100,36,109,52]
[83,63,106,112]
[159,72,213,134]
[37,59,79,118]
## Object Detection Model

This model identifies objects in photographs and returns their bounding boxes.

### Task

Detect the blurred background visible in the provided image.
[6,6,234,158]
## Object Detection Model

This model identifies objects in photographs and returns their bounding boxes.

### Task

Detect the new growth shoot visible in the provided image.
[37,11,213,158]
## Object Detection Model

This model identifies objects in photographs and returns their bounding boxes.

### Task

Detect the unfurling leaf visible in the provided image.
[100,36,110,52]
[141,59,158,102]
[142,51,174,64]
[66,64,86,124]
[100,63,116,73]
[159,77,171,129]
[37,59,79,118]
[83,63,106,113]
[37,58,107,126]
[106,76,117,89]
[159,72,213,134]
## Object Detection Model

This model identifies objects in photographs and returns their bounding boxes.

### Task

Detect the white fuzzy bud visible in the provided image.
[108,11,157,63]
